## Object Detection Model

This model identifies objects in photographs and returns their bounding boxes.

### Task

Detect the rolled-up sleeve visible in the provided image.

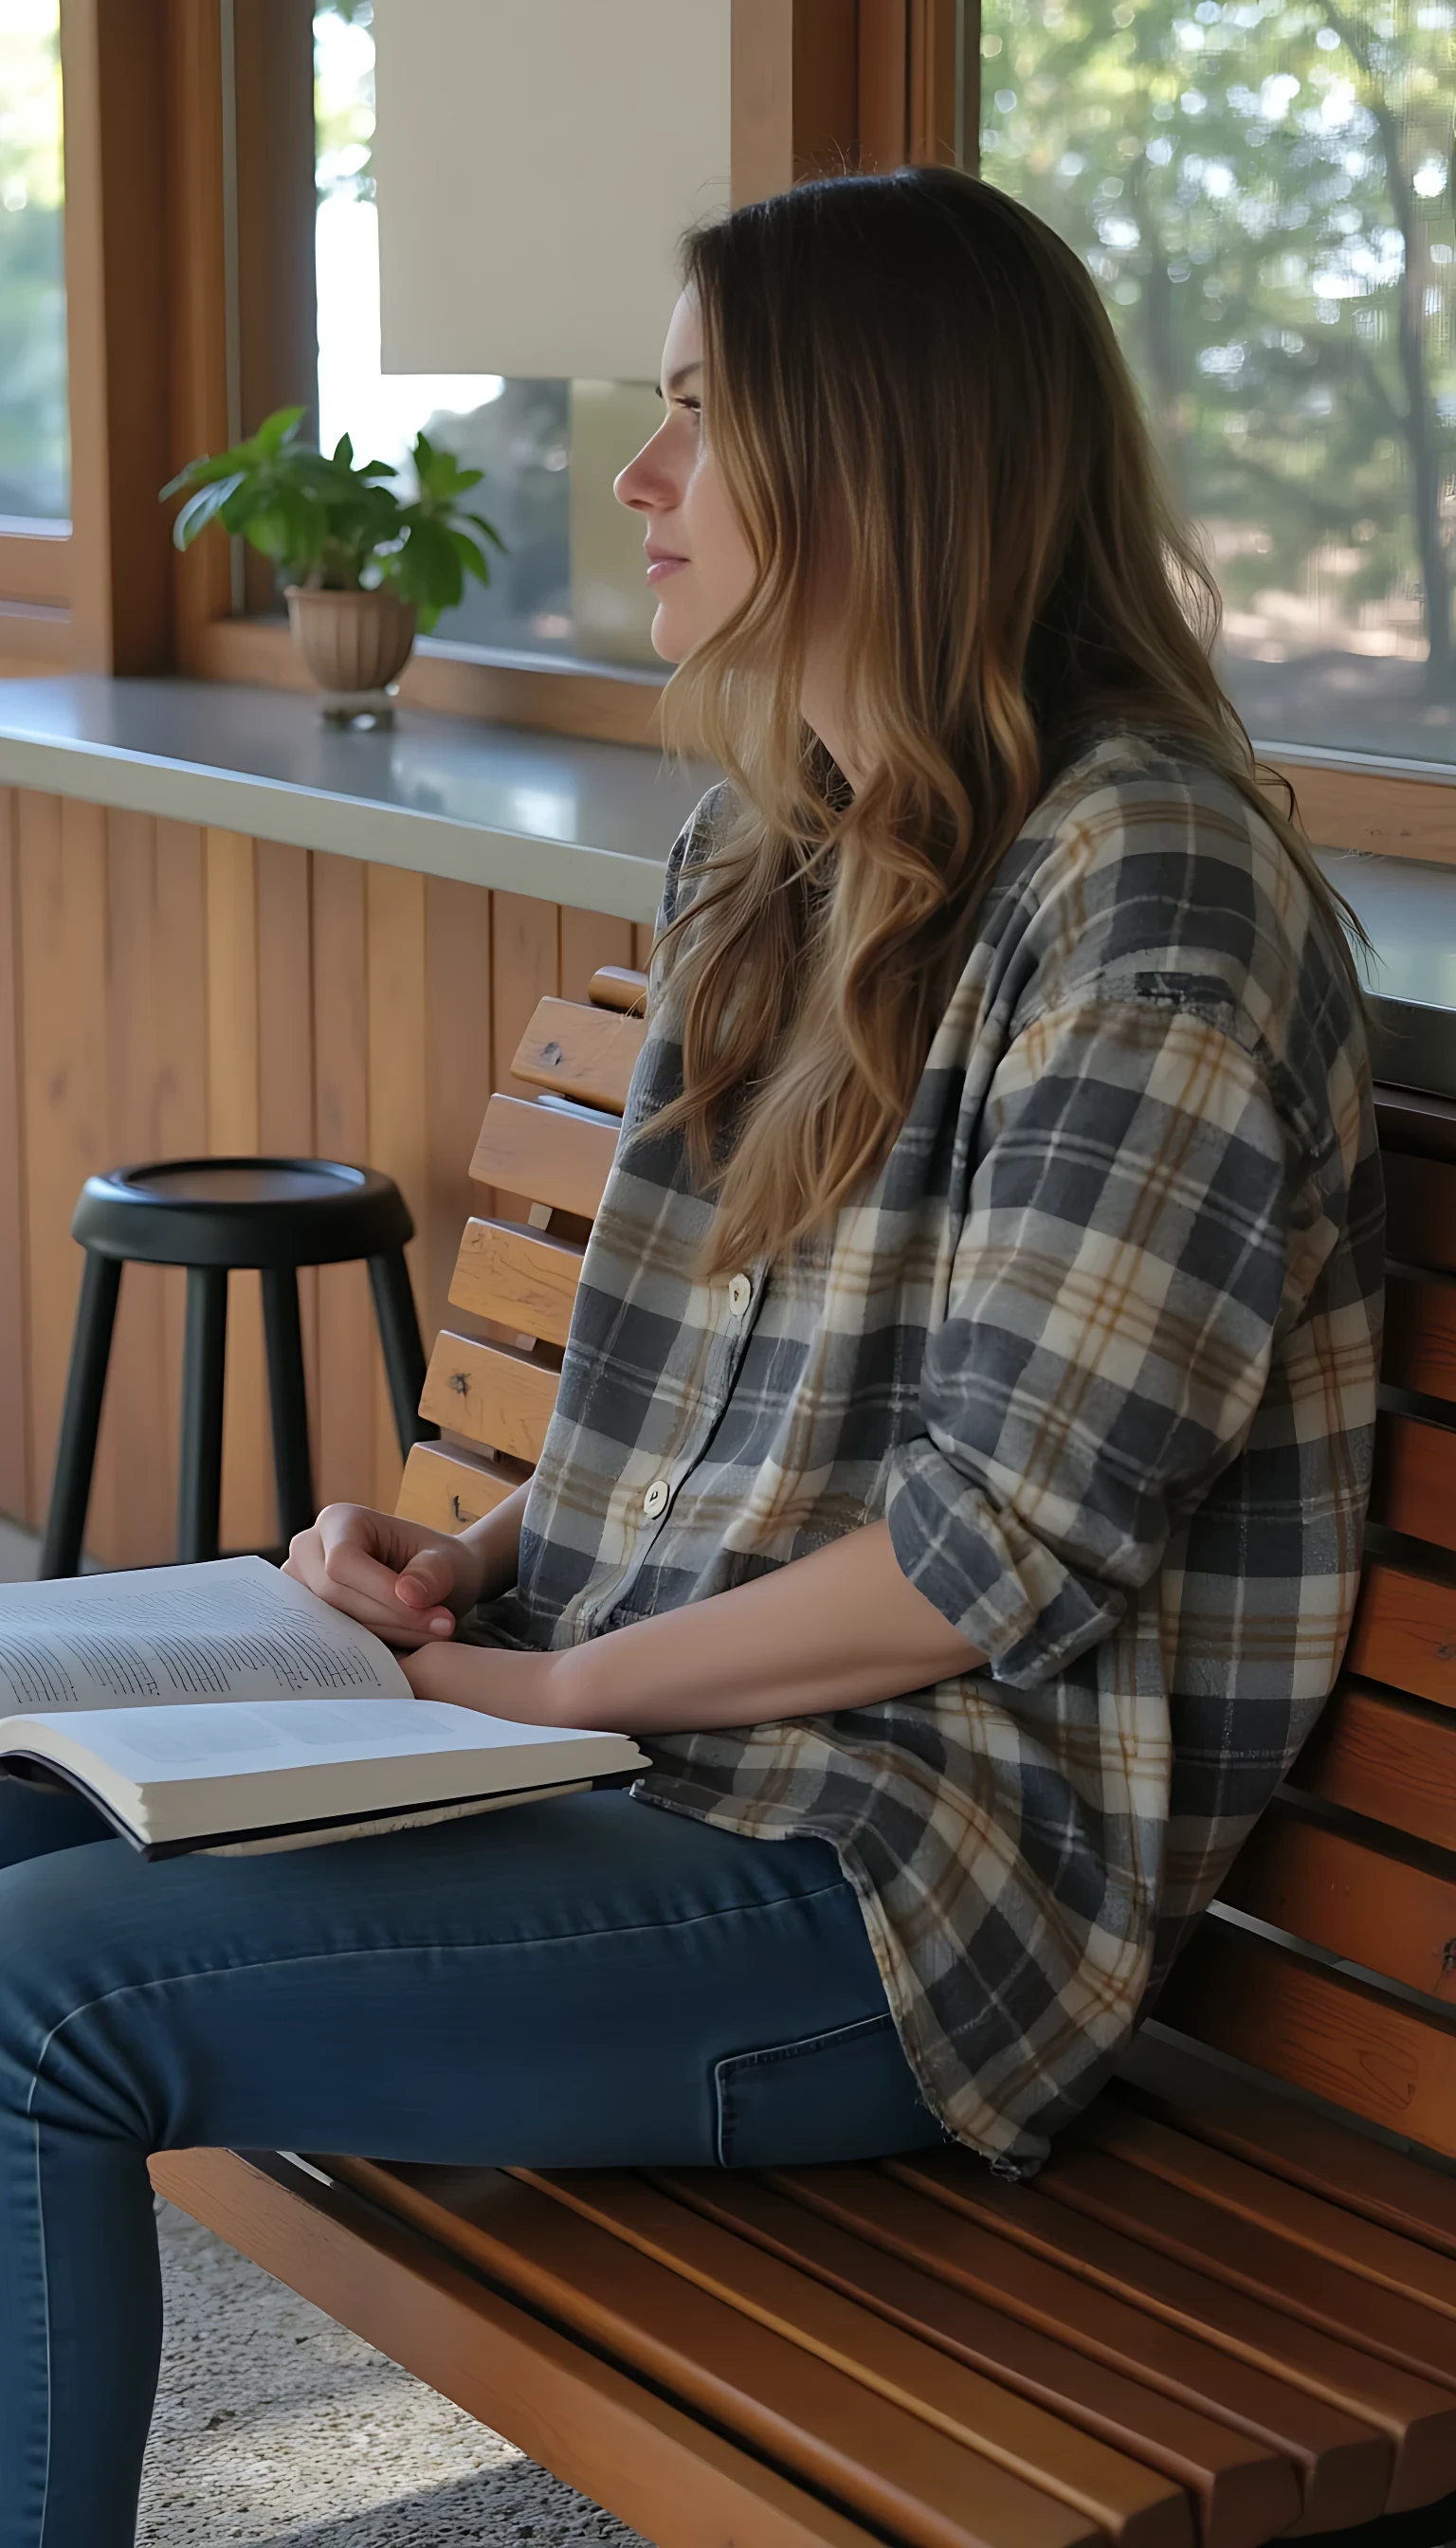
[886,995,1296,1686]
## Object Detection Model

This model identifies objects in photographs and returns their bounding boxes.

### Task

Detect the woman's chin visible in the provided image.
[648,599,701,664]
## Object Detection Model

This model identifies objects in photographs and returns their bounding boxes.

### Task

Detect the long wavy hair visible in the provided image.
[649,168,1362,1276]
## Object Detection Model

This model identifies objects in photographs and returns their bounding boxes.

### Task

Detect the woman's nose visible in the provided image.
[615,425,677,514]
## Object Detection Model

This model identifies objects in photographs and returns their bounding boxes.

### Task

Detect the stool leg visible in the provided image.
[262,1266,316,1547]
[39,1250,122,1578]
[368,1250,439,1460]
[177,1265,228,1564]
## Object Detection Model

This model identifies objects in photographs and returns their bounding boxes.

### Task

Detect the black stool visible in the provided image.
[39,1157,439,1578]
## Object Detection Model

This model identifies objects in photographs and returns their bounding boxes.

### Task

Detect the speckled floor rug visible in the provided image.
[137,2202,649,2546]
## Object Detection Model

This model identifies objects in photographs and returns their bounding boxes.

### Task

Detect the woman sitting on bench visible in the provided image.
[0,169,1382,2548]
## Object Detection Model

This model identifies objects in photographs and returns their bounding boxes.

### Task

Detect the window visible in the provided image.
[0,0,67,525]
[982,0,1456,765]
[313,0,660,670]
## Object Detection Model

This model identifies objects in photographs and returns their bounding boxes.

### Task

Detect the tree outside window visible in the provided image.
[982,0,1456,763]
[0,0,67,524]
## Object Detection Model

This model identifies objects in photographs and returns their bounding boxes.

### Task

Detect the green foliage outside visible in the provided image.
[161,408,505,634]
[981,0,1456,703]
[0,0,67,519]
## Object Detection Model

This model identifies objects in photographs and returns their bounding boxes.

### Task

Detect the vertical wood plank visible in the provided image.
[425,875,494,1350]
[632,919,657,976]
[96,811,208,1566]
[560,906,635,1006]
[366,864,429,1510]
[491,891,561,1223]
[18,794,110,1538]
[0,793,28,1523]
[205,828,272,1552]
[311,851,375,1511]
[255,837,318,1498]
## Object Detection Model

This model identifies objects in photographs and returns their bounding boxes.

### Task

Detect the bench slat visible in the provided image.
[513,2166,1195,2548]
[149,2151,883,2548]
[1217,1803,1456,2003]
[447,1216,585,1346]
[1382,1270,1456,1406]
[511,997,646,1115]
[652,2167,1313,2548]
[394,1440,530,1536]
[417,1333,560,1465]
[1075,2109,1456,2324]
[589,964,648,1013]
[332,2158,1102,2548]
[1119,2038,1456,2262]
[470,1093,618,1218]
[1343,1560,1456,1710]
[1287,1683,1456,1855]
[1384,1153,1456,1276]
[1156,1922,1456,2161]
[1371,1411,1456,1554]
[886,2155,1456,2510]
[764,2163,1388,2531]
[1037,2146,1456,2387]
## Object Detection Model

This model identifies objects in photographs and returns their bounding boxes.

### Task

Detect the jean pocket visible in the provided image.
[714,2011,946,2168]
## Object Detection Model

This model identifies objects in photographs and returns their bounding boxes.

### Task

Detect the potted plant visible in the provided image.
[161,406,504,718]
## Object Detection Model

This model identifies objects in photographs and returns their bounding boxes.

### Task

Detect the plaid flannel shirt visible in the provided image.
[512,730,1383,2168]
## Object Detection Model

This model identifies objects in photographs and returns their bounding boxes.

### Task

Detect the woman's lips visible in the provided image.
[646,553,688,583]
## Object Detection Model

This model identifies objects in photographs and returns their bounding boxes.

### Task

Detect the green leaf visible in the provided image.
[392,512,464,612]
[253,404,307,457]
[449,526,494,586]
[462,509,506,552]
[170,474,247,549]
[331,431,355,467]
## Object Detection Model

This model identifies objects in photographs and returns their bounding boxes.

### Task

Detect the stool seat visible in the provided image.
[74,1157,413,1270]
[41,1155,435,1576]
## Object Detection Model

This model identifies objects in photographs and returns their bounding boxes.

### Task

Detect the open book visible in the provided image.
[0,1557,646,1858]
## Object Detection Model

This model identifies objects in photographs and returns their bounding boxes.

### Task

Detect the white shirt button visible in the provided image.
[642,1479,670,1518]
[728,1273,753,1317]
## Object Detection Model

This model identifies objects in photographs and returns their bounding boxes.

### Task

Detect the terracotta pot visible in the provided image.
[285,585,417,698]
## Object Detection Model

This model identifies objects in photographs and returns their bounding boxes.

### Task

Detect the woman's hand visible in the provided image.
[283,1504,487,1649]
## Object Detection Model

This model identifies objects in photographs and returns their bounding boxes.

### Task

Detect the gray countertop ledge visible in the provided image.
[0,674,707,924]
[4,673,1456,1100]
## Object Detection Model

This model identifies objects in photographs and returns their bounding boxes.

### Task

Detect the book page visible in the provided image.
[0,1558,410,1714]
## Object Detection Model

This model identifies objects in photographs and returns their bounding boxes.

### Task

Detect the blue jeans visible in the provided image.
[0,1775,940,2547]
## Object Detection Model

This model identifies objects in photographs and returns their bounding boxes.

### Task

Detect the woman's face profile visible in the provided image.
[615,292,756,662]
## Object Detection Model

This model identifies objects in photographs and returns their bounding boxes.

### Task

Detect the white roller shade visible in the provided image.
[373,0,733,382]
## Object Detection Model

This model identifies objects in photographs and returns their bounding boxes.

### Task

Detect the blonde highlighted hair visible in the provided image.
[648,169,1359,1276]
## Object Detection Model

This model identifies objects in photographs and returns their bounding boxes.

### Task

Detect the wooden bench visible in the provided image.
[153,972,1456,2548]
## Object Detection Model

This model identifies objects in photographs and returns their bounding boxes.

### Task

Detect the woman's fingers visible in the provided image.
[283,1505,460,1642]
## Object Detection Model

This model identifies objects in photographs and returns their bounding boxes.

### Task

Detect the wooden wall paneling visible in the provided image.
[0,794,27,1521]
[366,864,429,1510]
[17,794,110,1537]
[490,893,562,1223]
[95,811,208,1566]
[632,920,657,975]
[311,852,376,1511]
[255,836,318,1488]
[424,875,495,1348]
[559,908,635,1007]
[204,827,273,1551]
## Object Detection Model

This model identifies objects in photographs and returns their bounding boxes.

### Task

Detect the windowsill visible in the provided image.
[0,672,710,922]
[1,670,1454,1092]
